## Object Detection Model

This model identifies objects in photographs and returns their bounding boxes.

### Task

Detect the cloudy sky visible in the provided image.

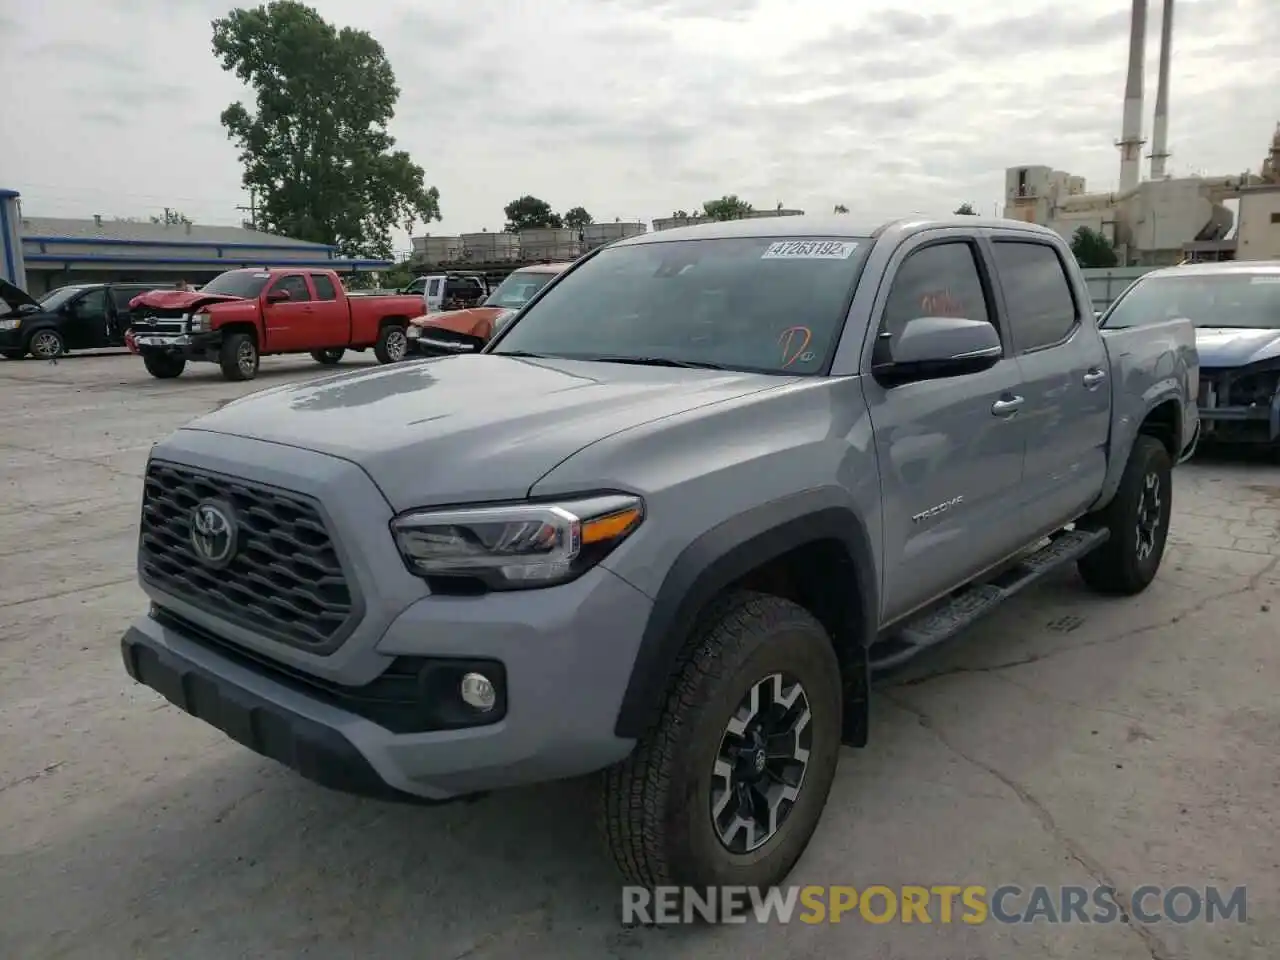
[1,0,1276,253]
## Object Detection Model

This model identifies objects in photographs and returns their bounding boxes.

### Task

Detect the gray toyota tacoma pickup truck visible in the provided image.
[121,215,1198,891]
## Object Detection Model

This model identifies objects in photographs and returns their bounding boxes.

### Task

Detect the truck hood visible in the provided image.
[181,353,785,510]
[1195,327,1280,368]
[411,306,503,337]
[130,290,245,311]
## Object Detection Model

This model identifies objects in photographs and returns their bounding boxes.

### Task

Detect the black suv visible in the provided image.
[0,280,177,360]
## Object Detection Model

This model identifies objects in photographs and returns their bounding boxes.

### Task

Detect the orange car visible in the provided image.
[405,262,570,355]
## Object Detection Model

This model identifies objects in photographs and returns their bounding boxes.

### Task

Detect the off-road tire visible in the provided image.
[1,349,23,360]
[374,324,408,364]
[599,591,842,892]
[311,348,345,365]
[1077,435,1173,595]
[142,353,186,379]
[219,332,259,381]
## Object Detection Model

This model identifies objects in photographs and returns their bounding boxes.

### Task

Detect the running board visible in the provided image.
[869,528,1109,673]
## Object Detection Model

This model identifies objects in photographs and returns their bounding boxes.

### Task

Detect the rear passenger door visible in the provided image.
[864,234,1031,624]
[308,273,350,347]
[989,237,1111,535]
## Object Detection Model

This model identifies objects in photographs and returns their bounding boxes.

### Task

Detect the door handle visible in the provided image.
[1083,368,1107,387]
[991,396,1024,417]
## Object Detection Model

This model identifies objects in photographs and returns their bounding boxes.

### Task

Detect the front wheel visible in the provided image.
[219,332,259,381]
[311,348,345,365]
[27,329,65,360]
[599,591,842,891]
[374,324,408,364]
[1077,434,1173,595]
[142,353,186,379]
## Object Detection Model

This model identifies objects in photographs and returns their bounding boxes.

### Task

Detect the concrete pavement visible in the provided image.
[0,351,1276,959]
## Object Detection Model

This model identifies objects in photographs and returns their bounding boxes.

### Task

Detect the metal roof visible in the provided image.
[616,214,1061,246]
[20,216,332,249]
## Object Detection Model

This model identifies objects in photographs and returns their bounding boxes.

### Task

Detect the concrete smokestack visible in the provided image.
[1149,0,1173,179]
[1117,0,1148,193]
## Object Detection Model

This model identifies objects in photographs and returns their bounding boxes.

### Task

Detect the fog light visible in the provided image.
[459,672,497,711]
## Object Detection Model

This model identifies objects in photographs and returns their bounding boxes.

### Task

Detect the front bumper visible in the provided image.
[405,327,483,356]
[130,329,222,359]
[0,325,24,350]
[123,564,652,801]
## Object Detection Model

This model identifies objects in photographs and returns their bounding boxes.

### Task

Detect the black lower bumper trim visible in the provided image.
[120,627,457,805]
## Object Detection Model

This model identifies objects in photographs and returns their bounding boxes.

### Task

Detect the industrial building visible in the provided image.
[1002,0,1280,265]
[651,207,806,232]
[410,220,647,270]
[0,188,393,295]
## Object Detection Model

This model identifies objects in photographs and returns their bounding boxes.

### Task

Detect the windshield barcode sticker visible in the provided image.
[761,240,859,260]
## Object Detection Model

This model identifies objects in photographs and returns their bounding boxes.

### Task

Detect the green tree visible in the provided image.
[954,202,978,215]
[212,1,441,260]
[563,206,593,230]
[504,195,562,231]
[703,195,754,221]
[1070,226,1119,268]
[833,204,849,214]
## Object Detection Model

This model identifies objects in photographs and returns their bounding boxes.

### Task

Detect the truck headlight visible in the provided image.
[188,312,211,333]
[406,325,421,338]
[391,494,644,590]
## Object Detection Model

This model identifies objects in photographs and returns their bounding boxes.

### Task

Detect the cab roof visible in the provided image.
[612,214,1063,246]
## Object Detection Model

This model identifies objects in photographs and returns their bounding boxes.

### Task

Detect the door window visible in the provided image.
[991,241,1078,352]
[427,278,443,297]
[273,275,311,302]
[310,274,338,301]
[878,241,995,355]
[74,289,109,318]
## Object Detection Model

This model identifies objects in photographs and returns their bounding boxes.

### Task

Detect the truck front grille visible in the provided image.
[139,461,357,651]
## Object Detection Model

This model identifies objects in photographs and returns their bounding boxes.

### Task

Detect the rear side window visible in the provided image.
[310,274,338,301]
[880,241,994,346]
[992,241,1078,352]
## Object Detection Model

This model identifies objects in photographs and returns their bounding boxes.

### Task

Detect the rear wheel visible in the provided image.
[311,348,345,365]
[28,329,65,360]
[142,353,186,379]
[374,324,408,364]
[1077,435,1173,595]
[219,332,259,381]
[600,591,842,891]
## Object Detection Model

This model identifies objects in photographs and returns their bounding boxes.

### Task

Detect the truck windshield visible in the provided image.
[200,271,272,299]
[490,236,869,374]
[1104,273,1280,330]
[484,271,556,309]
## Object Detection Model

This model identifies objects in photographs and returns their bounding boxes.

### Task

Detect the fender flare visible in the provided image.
[613,488,878,739]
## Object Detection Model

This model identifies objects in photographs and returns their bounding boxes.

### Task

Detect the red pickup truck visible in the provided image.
[126,268,423,381]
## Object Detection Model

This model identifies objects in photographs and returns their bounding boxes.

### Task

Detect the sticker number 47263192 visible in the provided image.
[761,240,859,260]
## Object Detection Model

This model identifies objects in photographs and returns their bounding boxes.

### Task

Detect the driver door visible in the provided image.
[860,234,1031,624]
[261,273,314,352]
[64,288,110,349]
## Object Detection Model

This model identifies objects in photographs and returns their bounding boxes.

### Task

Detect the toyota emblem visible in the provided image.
[189,500,238,568]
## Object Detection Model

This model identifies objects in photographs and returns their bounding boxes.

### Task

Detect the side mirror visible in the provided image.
[266,289,291,303]
[872,316,1002,386]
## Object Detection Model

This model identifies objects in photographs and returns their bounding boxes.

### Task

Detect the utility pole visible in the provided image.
[236,188,258,230]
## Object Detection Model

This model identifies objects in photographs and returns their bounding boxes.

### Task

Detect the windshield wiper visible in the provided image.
[495,350,551,359]
[577,355,733,370]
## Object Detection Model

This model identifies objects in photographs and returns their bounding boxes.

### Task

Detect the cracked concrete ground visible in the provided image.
[1,351,1277,960]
